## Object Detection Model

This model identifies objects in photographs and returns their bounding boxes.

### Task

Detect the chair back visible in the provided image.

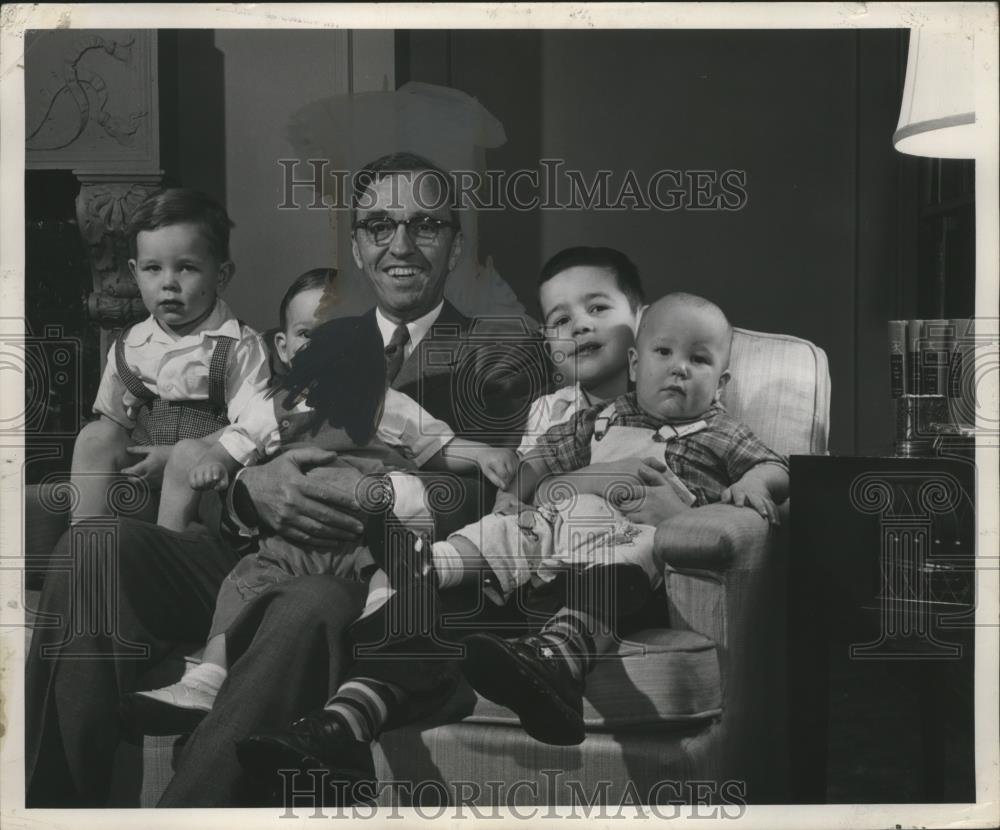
[723,328,831,457]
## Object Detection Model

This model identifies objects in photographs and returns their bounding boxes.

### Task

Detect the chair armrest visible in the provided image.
[652,501,791,797]
[654,502,785,572]
[654,500,789,655]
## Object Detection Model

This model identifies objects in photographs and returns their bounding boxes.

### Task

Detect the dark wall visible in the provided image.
[407,30,544,320]
[409,29,918,456]
[159,30,226,200]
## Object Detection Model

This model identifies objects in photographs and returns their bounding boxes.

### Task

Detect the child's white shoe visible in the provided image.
[120,664,225,736]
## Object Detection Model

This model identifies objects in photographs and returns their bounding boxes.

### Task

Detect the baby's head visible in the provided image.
[127,189,235,337]
[629,292,733,423]
[538,247,645,399]
[275,268,336,366]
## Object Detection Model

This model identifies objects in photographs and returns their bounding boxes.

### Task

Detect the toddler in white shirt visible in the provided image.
[70,188,268,522]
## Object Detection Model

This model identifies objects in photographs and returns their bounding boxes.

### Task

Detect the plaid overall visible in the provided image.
[114,328,236,445]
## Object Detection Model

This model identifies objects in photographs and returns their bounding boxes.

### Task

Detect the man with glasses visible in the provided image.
[158,153,549,806]
[23,151,548,807]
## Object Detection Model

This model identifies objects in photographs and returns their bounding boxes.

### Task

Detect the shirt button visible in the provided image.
[280,419,290,428]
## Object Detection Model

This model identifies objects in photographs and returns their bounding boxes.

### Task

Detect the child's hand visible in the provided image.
[478,448,518,489]
[720,480,780,524]
[121,445,172,488]
[189,461,231,492]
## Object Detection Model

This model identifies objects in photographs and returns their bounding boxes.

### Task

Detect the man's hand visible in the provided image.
[720,479,779,524]
[121,445,172,488]
[579,456,674,503]
[617,484,693,525]
[609,457,694,525]
[477,448,519,489]
[239,447,367,546]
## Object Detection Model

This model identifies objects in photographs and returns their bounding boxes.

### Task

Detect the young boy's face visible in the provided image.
[539,266,638,394]
[275,286,326,365]
[629,300,731,422]
[130,223,232,337]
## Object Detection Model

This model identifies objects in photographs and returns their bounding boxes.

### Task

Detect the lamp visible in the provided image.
[894,29,976,159]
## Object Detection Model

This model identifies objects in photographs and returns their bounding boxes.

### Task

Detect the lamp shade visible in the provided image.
[894,29,976,159]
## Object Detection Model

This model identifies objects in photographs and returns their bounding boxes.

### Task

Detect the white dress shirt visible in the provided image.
[93,298,270,430]
[373,301,449,528]
[374,301,444,361]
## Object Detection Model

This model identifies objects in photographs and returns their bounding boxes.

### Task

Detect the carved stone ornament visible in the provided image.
[25,29,159,170]
[75,175,162,330]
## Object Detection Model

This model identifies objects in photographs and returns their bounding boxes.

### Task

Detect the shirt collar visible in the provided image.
[374,302,444,351]
[125,298,241,346]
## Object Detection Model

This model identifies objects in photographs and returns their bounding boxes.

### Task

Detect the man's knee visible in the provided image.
[270,575,367,627]
[38,521,147,636]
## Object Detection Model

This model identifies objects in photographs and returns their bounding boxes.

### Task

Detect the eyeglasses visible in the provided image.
[352,216,458,246]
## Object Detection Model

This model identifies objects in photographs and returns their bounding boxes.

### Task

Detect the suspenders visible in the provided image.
[114,332,157,403]
[114,325,236,410]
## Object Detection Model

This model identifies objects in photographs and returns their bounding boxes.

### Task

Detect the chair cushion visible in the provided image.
[457,628,722,730]
[725,328,830,457]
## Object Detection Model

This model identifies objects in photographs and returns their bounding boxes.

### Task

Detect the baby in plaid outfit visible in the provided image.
[455,291,789,746]
[70,189,269,523]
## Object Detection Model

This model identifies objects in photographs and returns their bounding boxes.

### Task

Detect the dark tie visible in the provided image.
[384,323,410,385]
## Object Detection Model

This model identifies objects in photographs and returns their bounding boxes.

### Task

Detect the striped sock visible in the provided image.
[322,678,406,742]
[536,609,601,682]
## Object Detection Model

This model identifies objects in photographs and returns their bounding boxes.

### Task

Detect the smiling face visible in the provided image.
[629,298,731,422]
[274,286,325,366]
[351,172,462,323]
[539,266,639,400]
[129,223,232,337]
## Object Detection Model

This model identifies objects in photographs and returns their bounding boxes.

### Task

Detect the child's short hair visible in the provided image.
[279,268,336,330]
[126,188,234,261]
[538,247,645,311]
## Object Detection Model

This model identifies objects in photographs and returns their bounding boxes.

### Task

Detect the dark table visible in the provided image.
[787,451,977,803]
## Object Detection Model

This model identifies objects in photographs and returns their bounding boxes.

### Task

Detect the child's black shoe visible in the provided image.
[461,632,585,746]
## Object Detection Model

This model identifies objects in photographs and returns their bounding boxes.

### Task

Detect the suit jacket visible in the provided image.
[367,301,551,449]
[224,302,552,546]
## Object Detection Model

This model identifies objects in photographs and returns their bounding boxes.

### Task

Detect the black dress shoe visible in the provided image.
[461,632,585,746]
[236,711,376,805]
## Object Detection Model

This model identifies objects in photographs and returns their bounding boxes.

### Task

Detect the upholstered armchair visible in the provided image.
[24,325,830,807]
[371,326,831,807]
